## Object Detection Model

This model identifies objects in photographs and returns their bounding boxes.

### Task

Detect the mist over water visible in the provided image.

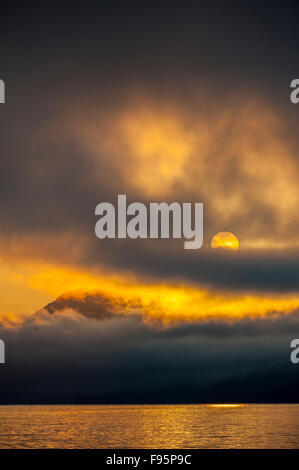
[0,404,298,449]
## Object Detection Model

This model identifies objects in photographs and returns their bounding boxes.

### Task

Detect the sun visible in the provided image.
[211,231,239,250]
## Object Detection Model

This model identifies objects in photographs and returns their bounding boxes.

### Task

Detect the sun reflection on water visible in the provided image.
[207,404,243,408]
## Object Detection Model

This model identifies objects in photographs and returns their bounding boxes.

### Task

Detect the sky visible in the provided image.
[0,1,299,403]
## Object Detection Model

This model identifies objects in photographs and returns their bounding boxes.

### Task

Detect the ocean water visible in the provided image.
[0,404,298,449]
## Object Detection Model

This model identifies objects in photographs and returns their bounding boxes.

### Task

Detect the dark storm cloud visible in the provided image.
[1,0,299,408]
[1,1,299,293]
[80,239,299,293]
[2,1,299,96]
[0,309,298,404]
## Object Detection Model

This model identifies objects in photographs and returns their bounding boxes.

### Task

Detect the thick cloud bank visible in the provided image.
[0,306,298,404]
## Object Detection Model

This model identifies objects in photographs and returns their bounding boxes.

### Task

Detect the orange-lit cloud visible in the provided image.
[2,94,299,328]
[76,96,299,250]
[41,282,299,326]
[2,232,299,328]
[3,261,298,327]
